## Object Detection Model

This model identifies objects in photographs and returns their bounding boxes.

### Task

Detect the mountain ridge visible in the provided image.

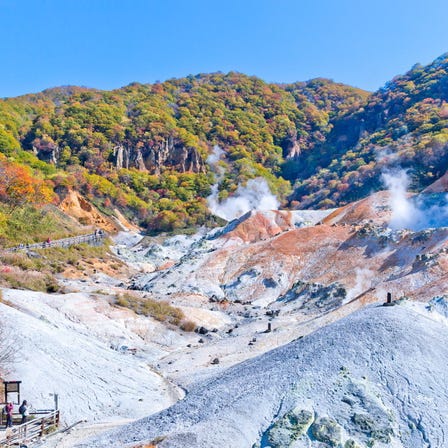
[1,54,448,234]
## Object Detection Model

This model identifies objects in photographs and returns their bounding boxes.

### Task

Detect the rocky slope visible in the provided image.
[2,175,448,447]
[131,189,448,317]
[99,184,448,394]
[0,288,186,424]
[80,300,448,447]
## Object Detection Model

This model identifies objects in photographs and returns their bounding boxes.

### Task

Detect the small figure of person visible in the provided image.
[19,400,28,424]
[46,237,51,245]
[5,402,13,427]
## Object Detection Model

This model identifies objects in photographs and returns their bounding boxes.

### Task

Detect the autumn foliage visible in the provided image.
[0,155,55,213]
[0,54,448,231]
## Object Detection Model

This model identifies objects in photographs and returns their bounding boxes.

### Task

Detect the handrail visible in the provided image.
[2,232,106,253]
[1,409,60,447]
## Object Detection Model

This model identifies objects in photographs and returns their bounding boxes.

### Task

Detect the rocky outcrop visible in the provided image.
[58,189,119,232]
[113,137,205,173]
[282,131,301,159]
[113,145,129,170]
[113,145,147,171]
[33,137,60,164]
[142,136,204,174]
[278,280,347,314]
[266,408,313,447]
[422,169,448,193]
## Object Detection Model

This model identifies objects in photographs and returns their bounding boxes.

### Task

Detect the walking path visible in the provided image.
[0,409,60,447]
[2,232,107,253]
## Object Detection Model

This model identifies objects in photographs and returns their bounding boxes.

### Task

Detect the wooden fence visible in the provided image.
[0,409,60,447]
[2,232,106,253]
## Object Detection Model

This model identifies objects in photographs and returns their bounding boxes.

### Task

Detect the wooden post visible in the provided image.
[387,292,392,304]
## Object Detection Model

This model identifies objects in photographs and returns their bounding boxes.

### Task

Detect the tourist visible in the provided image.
[19,400,28,424]
[5,402,13,427]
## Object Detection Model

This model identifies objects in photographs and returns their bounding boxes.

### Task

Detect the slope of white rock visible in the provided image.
[81,301,448,448]
[0,289,184,424]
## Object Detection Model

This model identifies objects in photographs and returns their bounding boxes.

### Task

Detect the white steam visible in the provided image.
[382,169,448,230]
[346,268,375,301]
[206,145,279,221]
[208,178,280,221]
[207,145,225,166]
[382,170,419,230]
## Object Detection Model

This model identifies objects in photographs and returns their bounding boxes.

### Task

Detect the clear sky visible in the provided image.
[1,0,448,98]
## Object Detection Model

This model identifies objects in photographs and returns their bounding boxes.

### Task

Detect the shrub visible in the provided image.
[0,269,59,292]
[114,292,195,331]
[0,241,111,291]
[180,319,197,332]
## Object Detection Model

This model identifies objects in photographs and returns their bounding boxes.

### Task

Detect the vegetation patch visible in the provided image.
[0,267,59,292]
[0,242,110,292]
[115,292,196,331]
[0,204,83,248]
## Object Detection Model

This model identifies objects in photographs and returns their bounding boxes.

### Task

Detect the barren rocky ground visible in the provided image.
[81,301,448,448]
[1,186,448,447]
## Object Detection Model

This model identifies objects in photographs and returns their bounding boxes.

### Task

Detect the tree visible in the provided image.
[0,127,20,155]
[0,156,55,214]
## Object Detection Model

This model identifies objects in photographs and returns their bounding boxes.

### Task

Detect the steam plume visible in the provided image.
[207,178,280,221]
[382,169,448,230]
[381,170,419,230]
[346,268,375,301]
[206,145,279,221]
[207,145,225,167]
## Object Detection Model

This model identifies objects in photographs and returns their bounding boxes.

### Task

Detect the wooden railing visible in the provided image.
[2,232,106,253]
[1,409,60,447]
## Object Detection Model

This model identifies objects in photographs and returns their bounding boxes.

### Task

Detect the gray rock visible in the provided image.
[266,408,313,447]
[310,417,341,447]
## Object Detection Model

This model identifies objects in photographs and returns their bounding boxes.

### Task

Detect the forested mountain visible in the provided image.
[1,53,447,233]
[291,53,448,207]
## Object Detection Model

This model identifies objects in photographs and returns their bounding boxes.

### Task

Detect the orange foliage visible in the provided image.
[0,155,55,212]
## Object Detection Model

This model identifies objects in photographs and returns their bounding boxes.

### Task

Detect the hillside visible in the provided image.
[80,301,448,447]
[0,74,367,233]
[291,53,448,208]
[1,54,448,233]
[0,178,447,446]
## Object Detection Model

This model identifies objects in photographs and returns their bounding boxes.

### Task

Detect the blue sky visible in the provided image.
[1,0,448,97]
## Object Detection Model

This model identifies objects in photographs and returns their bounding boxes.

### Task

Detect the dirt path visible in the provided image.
[37,419,133,448]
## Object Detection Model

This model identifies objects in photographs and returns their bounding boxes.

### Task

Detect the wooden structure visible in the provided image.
[0,380,61,446]
[3,382,21,405]
[1,409,60,447]
[2,231,106,253]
